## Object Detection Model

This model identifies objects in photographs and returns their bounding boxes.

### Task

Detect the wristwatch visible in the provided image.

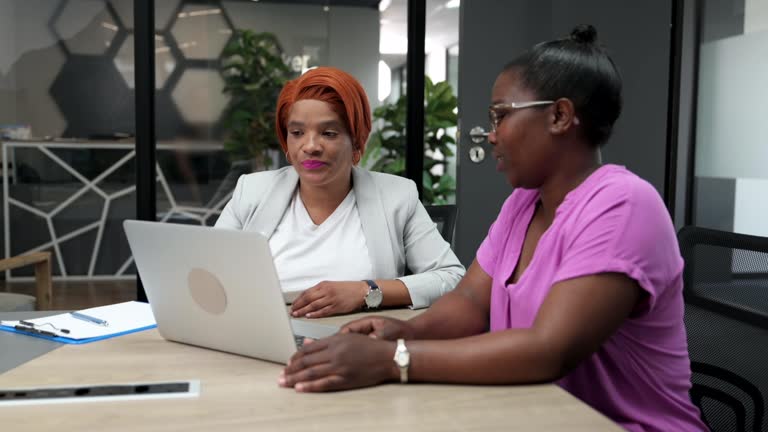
[393,338,410,383]
[363,279,383,310]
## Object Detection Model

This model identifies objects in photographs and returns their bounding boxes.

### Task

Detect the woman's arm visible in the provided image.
[338,260,492,337]
[290,279,412,318]
[290,195,468,318]
[291,174,466,317]
[407,260,494,338]
[406,273,640,383]
[281,272,640,391]
[375,279,411,307]
[213,174,246,230]
[397,198,466,309]
[291,259,489,324]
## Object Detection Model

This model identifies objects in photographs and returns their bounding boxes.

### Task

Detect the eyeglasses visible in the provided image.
[488,101,554,133]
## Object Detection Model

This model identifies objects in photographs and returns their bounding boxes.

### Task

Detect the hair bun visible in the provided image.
[570,24,598,44]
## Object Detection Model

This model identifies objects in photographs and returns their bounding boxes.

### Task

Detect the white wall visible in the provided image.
[695,31,768,179]
[734,178,768,237]
[0,1,17,123]
[696,29,768,236]
[0,2,15,79]
[0,0,98,137]
[0,0,66,76]
[745,0,768,33]
[328,6,380,109]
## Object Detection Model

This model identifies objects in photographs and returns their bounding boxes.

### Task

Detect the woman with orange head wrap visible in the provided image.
[216,67,464,318]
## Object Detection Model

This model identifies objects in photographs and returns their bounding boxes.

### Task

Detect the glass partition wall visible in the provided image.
[424,0,458,204]
[142,0,388,242]
[1,0,137,290]
[692,0,768,236]
[376,0,458,205]
[1,0,434,306]
[1,0,466,307]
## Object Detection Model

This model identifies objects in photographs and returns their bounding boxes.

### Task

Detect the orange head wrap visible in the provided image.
[275,67,372,162]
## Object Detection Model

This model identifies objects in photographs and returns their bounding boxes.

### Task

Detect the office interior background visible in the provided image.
[0,0,765,309]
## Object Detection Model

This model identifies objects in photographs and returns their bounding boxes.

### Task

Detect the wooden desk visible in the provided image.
[0,309,621,431]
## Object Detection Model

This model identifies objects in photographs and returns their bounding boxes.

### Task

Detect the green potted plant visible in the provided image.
[362,76,458,204]
[220,30,293,170]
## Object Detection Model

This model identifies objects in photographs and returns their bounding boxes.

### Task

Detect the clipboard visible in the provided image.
[0,301,157,344]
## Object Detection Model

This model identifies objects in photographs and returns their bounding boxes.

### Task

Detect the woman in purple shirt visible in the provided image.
[280,25,707,432]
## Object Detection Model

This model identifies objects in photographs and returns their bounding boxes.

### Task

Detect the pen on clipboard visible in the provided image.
[70,311,109,327]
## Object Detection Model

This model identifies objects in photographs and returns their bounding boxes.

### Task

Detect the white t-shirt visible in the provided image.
[269,189,373,296]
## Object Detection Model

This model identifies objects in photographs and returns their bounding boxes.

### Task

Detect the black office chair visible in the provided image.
[678,226,768,432]
[425,204,457,245]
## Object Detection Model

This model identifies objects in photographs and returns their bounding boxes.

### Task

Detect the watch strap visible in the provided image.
[394,338,409,383]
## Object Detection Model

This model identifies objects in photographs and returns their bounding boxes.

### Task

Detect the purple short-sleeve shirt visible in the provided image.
[477,165,707,432]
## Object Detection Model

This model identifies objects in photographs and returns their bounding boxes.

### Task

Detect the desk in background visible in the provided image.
[0,308,620,431]
[1,140,230,282]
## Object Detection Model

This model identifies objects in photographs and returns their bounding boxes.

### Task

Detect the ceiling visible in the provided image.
[241,0,380,7]
[380,0,460,53]
[234,0,459,55]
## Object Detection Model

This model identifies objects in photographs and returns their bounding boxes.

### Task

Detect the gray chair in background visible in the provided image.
[0,251,52,312]
[678,226,768,432]
[425,204,457,246]
[402,204,458,278]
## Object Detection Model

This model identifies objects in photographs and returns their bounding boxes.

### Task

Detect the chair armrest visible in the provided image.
[0,252,52,309]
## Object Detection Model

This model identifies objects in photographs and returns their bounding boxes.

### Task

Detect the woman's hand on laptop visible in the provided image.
[341,317,416,341]
[290,281,367,318]
[279,333,397,392]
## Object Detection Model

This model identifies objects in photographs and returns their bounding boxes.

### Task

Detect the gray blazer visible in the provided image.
[215,166,465,308]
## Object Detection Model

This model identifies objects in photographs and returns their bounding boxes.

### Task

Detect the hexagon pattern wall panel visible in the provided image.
[3,0,252,280]
[52,0,121,56]
[172,68,229,125]
[4,43,68,138]
[109,0,181,30]
[113,34,177,89]
[41,0,236,139]
[50,55,135,138]
[171,3,232,60]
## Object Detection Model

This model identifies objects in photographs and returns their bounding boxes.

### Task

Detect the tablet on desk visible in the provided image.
[0,381,199,406]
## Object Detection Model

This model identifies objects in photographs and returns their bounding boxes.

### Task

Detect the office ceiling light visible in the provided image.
[188,8,221,17]
[379,0,392,12]
[101,22,119,32]
[445,0,460,9]
[379,33,408,54]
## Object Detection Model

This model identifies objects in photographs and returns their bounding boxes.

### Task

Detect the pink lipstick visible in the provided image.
[301,160,327,170]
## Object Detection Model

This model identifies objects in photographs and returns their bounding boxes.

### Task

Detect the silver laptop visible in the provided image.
[123,220,338,364]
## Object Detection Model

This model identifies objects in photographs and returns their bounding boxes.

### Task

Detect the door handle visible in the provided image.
[469,126,490,144]
[466,126,490,163]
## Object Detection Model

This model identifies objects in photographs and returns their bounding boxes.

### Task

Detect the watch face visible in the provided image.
[365,288,383,308]
[395,350,410,367]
